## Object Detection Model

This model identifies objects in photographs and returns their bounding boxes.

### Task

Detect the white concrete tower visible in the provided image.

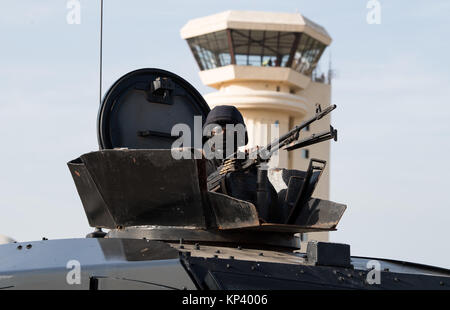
[181,11,333,242]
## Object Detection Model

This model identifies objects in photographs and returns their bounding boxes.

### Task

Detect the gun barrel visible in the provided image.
[284,127,337,151]
[206,104,337,191]
[264,104,337,155]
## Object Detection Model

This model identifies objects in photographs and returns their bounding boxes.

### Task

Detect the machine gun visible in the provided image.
[207,104,338,192]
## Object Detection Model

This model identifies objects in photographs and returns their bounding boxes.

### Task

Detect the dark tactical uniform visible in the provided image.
[203,105,248,176]
[203,106,278,222]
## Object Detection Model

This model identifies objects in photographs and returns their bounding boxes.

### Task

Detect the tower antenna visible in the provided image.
[99,0,104,106]
[328,50,333,84]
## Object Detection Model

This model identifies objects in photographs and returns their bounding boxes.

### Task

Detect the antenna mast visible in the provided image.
[328,50,333,85]
[99,0,104,105]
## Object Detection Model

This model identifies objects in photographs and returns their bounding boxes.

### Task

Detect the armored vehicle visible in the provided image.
[0,68,449,290]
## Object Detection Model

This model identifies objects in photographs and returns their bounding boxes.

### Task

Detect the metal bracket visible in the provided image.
[146,77,174,104]
[286,159,326,224]
[137,129,181,140]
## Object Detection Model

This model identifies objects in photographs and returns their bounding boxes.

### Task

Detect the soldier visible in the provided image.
[202,106,279,221]
[203,105,248,175]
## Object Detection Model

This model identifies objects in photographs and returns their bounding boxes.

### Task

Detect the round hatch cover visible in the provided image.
[98,68,210,150]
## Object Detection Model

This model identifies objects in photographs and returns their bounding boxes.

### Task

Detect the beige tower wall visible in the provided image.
[294,81,332,244]
[240,109,290,169]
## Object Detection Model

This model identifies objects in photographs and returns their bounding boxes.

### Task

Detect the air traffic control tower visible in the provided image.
[181,11,333,242]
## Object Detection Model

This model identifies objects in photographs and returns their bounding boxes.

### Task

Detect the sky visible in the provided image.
[0,0,449,268]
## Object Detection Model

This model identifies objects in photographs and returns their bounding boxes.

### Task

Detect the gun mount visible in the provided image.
[68,68,346,250]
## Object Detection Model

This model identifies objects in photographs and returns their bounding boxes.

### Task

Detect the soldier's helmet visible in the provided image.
[203,105,248,145]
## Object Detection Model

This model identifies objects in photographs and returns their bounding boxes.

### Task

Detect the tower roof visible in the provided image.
[181,10,331,45]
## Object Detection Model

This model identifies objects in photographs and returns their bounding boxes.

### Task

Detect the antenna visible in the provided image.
[327,50,333,84]
[99,0,104,106]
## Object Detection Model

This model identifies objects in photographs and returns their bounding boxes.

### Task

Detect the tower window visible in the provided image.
[186,30,326,77]
[301,149,309,159]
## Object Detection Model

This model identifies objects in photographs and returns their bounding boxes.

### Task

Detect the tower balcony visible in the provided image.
[204,86,309,118]
[198,64,311,91]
